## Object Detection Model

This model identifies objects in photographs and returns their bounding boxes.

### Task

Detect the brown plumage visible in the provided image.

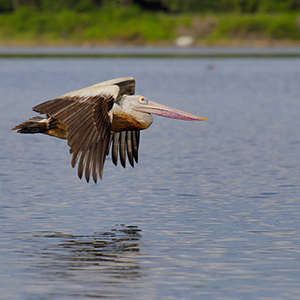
[12,77,206,183]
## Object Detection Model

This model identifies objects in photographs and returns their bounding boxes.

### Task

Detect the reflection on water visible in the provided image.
[26,225,142,298]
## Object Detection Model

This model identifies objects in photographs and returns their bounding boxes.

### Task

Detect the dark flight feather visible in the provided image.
[33,94,114,183]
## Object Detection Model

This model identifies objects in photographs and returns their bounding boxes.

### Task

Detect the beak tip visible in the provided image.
[197,117,207,121]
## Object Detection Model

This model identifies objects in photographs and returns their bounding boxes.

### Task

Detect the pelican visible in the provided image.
[12,77,206,183]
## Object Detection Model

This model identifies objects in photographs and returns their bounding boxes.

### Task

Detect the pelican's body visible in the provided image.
[12,77,206,183]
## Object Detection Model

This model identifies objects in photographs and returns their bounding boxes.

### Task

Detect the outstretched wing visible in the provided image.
[92,77,135,98]
[109,130,140,168]
[33,84,120,183]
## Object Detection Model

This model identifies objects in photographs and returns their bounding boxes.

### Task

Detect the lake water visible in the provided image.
[1,56,300,299]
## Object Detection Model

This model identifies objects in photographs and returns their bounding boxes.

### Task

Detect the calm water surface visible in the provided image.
[1,57,300,299]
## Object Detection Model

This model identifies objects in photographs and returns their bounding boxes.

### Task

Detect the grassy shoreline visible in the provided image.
[1,8,300,47]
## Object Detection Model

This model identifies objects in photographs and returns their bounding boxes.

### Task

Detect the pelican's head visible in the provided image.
[121,94,206,124]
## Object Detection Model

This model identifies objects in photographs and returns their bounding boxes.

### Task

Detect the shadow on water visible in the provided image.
[24,225,143,298]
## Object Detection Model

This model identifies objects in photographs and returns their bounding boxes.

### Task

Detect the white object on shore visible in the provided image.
[176,35,195,47]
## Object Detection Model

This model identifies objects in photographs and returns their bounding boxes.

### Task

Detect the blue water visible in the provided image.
[1,56,300,299]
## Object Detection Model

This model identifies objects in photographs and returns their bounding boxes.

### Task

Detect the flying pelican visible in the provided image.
[12,77,206,183]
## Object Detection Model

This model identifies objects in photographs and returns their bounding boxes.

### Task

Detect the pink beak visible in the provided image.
[136,100,207,121]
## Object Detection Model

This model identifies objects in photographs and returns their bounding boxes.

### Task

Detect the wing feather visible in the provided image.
[77,148,87,180]
[85,142,94,183]
[98,140,105,179]
[86,77,135,97]
[70,121,94,168]
[119,132,126,168]
[112,132,120,166]
[109,130,140,168]
[92,143,98,183]
[93,139,102,182]
[126,131,134,167]
[67,110,93,154]
[33,93,115,183]
[132,130,139,163]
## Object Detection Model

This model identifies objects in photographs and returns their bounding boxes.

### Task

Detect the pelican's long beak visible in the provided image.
[136,100,207,121]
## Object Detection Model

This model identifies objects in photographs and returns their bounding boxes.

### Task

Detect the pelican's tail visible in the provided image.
[12,116,52,134]
[12,116,67,139]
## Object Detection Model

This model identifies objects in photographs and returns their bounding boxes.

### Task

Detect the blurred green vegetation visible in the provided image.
[1,0,300,45]
[216,13,300,40]
[0,6,178,44]
[1,0,300,13]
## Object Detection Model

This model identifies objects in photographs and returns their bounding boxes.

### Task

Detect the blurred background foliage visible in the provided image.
[1,0,300,45]
[1,0,300,13]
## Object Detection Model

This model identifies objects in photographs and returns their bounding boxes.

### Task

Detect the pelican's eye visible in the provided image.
[139,97,146,103]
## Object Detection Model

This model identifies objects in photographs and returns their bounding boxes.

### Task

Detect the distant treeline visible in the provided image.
[2,0,300,13]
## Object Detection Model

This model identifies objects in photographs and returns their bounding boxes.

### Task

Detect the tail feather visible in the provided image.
[12,116,52,134]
